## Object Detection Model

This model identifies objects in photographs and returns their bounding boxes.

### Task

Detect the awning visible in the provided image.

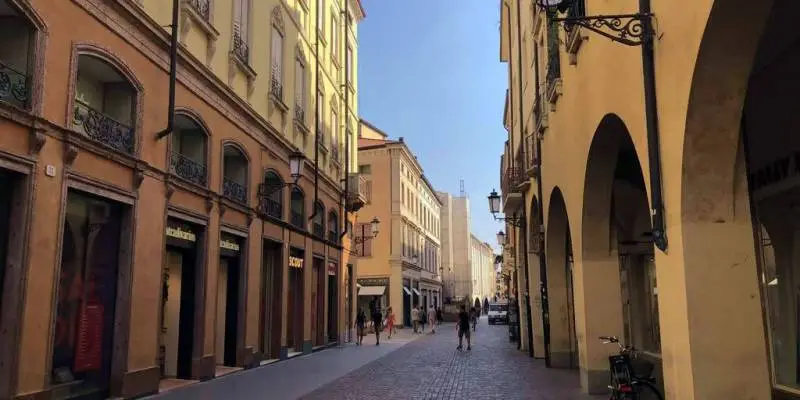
[358,286,386,296]
[412,288,421,296]
[403,287,411,295]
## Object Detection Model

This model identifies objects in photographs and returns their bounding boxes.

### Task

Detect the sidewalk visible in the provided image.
[146,326,431,400]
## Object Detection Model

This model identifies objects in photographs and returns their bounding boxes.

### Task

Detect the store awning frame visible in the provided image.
[358,286,386,296]
[412,288,421,296]
[403,287,411,295]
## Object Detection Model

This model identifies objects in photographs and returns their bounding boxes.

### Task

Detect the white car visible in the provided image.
[487,301,509,325]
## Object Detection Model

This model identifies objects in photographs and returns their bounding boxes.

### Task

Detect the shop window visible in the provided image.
[222,144,249,204]
[72,54,137,154]
[170,113,208,186]
[290,188,305,229]
[312,201,325,237]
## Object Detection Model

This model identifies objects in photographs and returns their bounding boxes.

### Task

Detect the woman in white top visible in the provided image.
[428,306,437,334]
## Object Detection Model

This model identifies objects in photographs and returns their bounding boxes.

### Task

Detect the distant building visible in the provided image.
[470,235,496,303]
[437,191,471,302]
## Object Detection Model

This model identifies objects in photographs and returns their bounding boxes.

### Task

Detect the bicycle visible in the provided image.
[599,336,664,400]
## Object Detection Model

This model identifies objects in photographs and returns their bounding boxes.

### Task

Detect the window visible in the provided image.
[317,0,325,34]
[270,26,284,99]
[233,0,251,62]
[346,46,353,86]
[290,188,305,229]
[327,211,339,242]
[312,201,325,237]
[295,58,306,120]
[356,223,372,257]
[262,171,284,220]
[331,108,339,162]
[316,90,324,136]
[365,180,372,204]
[331,14,340,63]
[359,164,371,175]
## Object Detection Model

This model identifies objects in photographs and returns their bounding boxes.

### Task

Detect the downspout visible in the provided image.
[514,0,534,359]
[340,0,352,241]
[155,0,179,140]
[309,0,322,225]
[639,0,667,252]
[532,17,551,366]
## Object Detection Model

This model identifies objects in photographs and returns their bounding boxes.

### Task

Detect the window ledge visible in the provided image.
[331,54,340,69]
[270,91,289,113]
[317,29,328,46]
[181,3,219,40]
[565,26,586,65]
[547,77,563,111]
[294,118,310,135]
[230,52,257,80]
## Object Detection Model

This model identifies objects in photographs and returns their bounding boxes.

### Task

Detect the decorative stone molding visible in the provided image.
[205,198,214,213]
[565,27,587,65]
[219,202,227,216]
[247,211,254,227]
[29,129,46,155]
[133,169,145,189]
[271,5,285,34]
[64,143,79,166]
[547,77,563,111]
[166,183,176,199]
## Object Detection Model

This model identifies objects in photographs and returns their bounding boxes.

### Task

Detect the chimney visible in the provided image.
[398,136,404,142]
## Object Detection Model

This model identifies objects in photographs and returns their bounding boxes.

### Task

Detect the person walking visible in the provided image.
[436,306,444,325]
[411,305,420,333]
[420,306,427,333]
[371,302,383,346]
[470,306,478,332]
[457,304,471,351]
[428,304,437,334]
[355,308,366,346]
[385,306,396,339]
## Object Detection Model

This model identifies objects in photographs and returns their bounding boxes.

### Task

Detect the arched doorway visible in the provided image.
[682,0,795,397]
[545,187,578,369]
[528,196,546,359]
[580,114,659,394]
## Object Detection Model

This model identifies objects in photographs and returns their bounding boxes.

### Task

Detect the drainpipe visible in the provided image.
[309,0,322,225]
[639,0,667,252]
[514,0,535,359]
[156,0,179,140]
[532,13,551,366]
[339,0,352,241]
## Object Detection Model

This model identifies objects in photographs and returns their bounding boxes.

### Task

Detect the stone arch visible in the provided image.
[579,113,652,393]
[677,0,779,397]
[262,169,285,220]
[221,140,251,203]
[174,107,212,136]
[545,186,578,369]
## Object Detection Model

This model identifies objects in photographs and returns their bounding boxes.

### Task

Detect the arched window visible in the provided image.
[312,201,325,237]
[290,188,305,229]
[261,171,283,220]
[170,113,208,186]
[1,0,45,111]
[72,53,137,154]
[222,143,249,203]
[327,211,339,242]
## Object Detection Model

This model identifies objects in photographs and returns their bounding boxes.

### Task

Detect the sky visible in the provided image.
[357,0,507,253]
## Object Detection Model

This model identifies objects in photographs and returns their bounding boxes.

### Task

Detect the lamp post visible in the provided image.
[353,217,380,256]
[534,0,667,252]
[257,150,305,197]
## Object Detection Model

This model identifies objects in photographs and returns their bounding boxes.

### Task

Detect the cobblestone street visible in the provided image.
[150,317,603,400]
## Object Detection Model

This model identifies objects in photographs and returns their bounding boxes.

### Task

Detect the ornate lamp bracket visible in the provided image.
[553,13,654,47]
[494,215,524,228]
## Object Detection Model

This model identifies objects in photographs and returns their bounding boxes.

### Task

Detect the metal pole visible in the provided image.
[155,0,179,140]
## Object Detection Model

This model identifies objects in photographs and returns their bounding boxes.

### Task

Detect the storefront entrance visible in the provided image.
[327,261,337,343]
[51,191,125,399]
[287,249,304,352]
[311,257,325,346]
[260,240,282,360]
[0,171,12,318]
[160,219,202,380]
[215,234,243,371]
[403,278,411,327]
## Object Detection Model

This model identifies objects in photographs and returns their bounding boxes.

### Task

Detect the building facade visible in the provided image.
[469,235,495,303]
[355,120,442,327]
[495,0,800,398]
[0,0,366,398]
[436,191,472,303]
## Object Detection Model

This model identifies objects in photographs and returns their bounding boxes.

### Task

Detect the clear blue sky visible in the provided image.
[358,0,506,252]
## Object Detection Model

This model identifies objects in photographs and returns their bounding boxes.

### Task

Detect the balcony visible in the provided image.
[232,23,250,63]
[270,72,283,100]
[72,55,137,154]
[546,16,563,108]
[501,166,525,214]
[524,134,539,178]
[0,61,29,109]
[187,0,210,21]
[0,6,34,110]
[170,114,208,186]
[257,171,284,220]
[331,144,340,165]
[290,188,305,229]
[345,173,368,212]
[222,144,248,204]
[73,99,134,154]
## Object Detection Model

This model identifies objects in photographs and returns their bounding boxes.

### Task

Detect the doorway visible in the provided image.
[260,240,282,360]
[327,261,337,343]
[0,171,13,318]
[215,234,243,372]
[160,219,201,380]
[346,264,352,343]
[311,257,325,346]
[50,191,124,399]
[287,248,304,352]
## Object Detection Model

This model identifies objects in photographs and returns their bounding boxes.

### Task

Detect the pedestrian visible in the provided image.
[457,304,471,351]
[428,304,437,334]
[470,306,478,332]
[385,306,396,339]
[371,303,383,346]
[436,306,444,324]
[355,308,366,346]
[420,306,427,333]
[411,305,420,333]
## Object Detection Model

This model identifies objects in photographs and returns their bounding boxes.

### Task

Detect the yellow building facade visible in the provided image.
[497,0,800,399]
[356,120,443,327]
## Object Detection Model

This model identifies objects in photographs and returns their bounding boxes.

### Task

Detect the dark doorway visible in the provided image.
[327,261,337,343]
[403,279,411,327]
[260,240,282,360]
[0,171,13,318]
[51,191,124,399]
[346,264,353,343]
[161,219,202,380]
[216,234,243,368]
[312,257,325,346]
[287,248,304,352]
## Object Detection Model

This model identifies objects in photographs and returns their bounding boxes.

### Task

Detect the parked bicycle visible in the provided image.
[599,336,664,400]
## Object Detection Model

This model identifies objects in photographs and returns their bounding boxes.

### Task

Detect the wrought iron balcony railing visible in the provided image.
[331,144,340,164]
[313,221,324,237]
[0,61,29,109]
[270,68,282,99]
[73,99,135,154]
[328,229,339,243]
[294,105,305,124]
[257,183,283,220]
[346,173,368,211]
[170,151,207,186]
[222,176,247,203]
[525,134,538,176]
[501,166,525,196]
[291,210,305,229]
[188,0,210,21]
[232,24,250,63]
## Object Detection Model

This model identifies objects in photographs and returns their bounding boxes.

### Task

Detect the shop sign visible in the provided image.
[289,256,304,268]
[220,239,240,252]
[166,226,196,242]
[328,261,337,276]
[357,277,389,287]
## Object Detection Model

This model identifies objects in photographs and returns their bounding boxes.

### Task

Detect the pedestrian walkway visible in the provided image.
[145,327,425,400]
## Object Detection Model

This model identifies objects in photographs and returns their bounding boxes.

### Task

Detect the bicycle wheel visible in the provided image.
[635,381,664,400]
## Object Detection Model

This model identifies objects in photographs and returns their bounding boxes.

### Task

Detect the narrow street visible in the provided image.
[149,318,604,400]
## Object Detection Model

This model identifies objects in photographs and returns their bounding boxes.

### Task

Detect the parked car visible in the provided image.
[487,300,509,325]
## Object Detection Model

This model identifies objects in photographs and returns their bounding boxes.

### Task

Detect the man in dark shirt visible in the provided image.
[457,304,471,351]
[370,297,383,346]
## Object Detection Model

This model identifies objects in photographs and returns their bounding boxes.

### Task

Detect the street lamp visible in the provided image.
[497,230,506,248]
[257,150,306,217]
[533,0,654,47]
[487,189,523,227]
[354,217,380,256]
[288,150,305,184]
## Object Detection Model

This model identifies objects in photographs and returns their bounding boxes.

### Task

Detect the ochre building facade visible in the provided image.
[0,0,366,398]
[497,0,800,399]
